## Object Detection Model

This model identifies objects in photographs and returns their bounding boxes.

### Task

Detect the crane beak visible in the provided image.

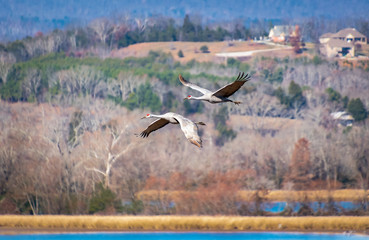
[184,97,188,100]
[141,116,147,119]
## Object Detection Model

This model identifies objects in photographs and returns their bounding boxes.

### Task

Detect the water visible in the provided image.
[144,201,367,214]
[1,232,369,240]
[260,201,366,213]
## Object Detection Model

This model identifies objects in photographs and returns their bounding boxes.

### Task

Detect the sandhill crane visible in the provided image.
[179,72,250,105]
[139,112,206,148]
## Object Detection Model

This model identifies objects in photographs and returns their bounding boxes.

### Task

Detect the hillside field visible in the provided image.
[111,41,287,63]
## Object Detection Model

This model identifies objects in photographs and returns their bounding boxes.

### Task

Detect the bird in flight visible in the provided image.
[138,112,206,148]
[179,72,250,105]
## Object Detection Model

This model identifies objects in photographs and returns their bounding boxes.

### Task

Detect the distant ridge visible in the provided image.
[0,0,368,41]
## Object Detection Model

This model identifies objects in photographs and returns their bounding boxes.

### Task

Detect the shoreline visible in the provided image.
[0,228,365,236]
[1,215,369,235]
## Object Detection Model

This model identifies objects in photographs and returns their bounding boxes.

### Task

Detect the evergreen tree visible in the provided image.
[288,81,302,100]
[288,80,305,109]
[183,100,204,115]
[342,96,349,109]
[348,98,367,121]
[124,82,162,112]
[273,87,289,106]
[213,106,237,146]
[326,88,341,102]
[181,15,196,41]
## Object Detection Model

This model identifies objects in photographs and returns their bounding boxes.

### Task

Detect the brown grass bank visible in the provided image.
[1,215,369,234]
[138,189,369,202]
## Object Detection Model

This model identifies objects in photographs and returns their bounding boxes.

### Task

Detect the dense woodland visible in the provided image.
[0,14,369,216]
[2,0,369,42]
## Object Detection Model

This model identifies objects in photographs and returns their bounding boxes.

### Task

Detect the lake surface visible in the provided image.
[259,201,366,213]
[1,232,369,240]
[146,200,367,214]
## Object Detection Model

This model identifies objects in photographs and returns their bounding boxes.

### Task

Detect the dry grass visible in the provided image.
[110,41,275,64]
[261,189,369,202]
[138,189,369,202]
[1,215,369,232]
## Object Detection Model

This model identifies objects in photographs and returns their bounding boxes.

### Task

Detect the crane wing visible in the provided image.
[140,118,170,138]
[212,72,251,98]
[179,74,212,95]
[173,115,202,148]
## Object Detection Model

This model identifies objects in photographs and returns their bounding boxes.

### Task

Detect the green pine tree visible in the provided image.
[348,98,367,121]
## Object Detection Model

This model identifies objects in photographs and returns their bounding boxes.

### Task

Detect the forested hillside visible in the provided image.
[0,13,369,215]
[2,0,369,41]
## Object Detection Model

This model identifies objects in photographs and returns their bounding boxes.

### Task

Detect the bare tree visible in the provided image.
[0,52,16,84]
[348,127,369,190]
[22,68,42,101]
[79,105,142,190]
[22,29,68,57]
[51,66,106,101]
[89,18,113,44]
[115,71,146,101]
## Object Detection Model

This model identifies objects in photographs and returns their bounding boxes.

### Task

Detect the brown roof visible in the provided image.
[327,38,354,48]
[331,28,366,39]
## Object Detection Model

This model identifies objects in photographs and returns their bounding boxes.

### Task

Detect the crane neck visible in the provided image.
[191,96,205,100]
[149,114,163,119]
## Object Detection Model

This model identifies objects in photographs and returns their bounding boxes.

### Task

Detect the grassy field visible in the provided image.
[110,41,276,64]
[138,189,369,202]
[1,215,369,234]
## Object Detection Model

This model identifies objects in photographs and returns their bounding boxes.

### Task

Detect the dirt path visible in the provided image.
[216,44,293,58]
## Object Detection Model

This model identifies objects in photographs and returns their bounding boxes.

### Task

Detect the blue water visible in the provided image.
[237,201,367,213]
[261,201,365,213]
[144,201,367,213]
[1,232,368,240]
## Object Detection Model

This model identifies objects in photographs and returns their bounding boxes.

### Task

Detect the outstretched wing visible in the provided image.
[212,72,251,98]
[139,118,169,138]
[173,115,202,148]
[179,74,212,95]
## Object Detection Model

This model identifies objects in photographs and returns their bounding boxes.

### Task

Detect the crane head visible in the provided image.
[141,113,151,119]
[184,95,192,100]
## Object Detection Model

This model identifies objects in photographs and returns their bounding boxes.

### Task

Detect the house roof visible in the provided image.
[269,25,295,37]
[320,33,333,39]
[331,111,354,120]
[327,38,354,48]
[331,28,366,39]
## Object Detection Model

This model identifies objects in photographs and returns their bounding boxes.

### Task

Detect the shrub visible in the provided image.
[312,55,323,65]
[227,58,240,68]
[200,45,209,53]
[326,88,341,102]
[88,183,116,214]
[118,198,144,215]
[269,67,284,83]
